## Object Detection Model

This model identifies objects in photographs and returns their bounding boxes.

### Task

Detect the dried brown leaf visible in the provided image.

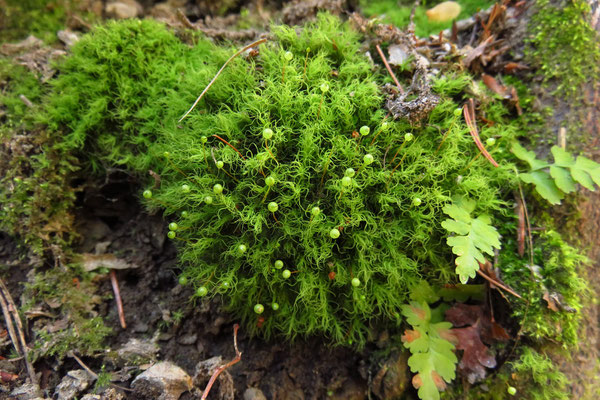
[482,74,507,97]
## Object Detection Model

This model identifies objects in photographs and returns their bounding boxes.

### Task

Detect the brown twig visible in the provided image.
[212,134,246,160]
[109,270,126,329]
[179,38,267,122]
[201,324,242,400]
[476,269,522,299]
[463,99,499,167]
[375,44,404,93]
[68,352,132,392]
[0,278,37,385]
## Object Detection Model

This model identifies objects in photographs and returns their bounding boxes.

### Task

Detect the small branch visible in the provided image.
[0,278,37,385]
[476,269,522,299]
[375,44,403,94]
[110,270,126,329]
[19,95,33,108]
[201,324,242,400]
[212,134,246,160]
[179,38,267,122]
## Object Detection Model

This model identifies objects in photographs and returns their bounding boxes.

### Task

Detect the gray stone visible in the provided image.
[116,337,159,365]
[10,383,42,400]
[131,362,192,400]
[55,369,92,400]
[105,1,141,19]
[244,387,267,400]
[177,333,197,345]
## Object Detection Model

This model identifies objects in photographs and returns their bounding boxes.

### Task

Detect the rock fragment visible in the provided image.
[131,362,192,400]
[55,370,92,400]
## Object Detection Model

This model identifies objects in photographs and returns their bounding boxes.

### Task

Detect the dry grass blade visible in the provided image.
[375,44,404,94]
[179,38,267,122]
[201,324,242,400]
[0,278,37,385]
[463,99,499,167]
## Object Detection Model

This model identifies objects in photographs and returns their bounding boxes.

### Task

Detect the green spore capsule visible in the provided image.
[196,286,208,297]
[274,260,284,269]
[330,228,340,239]
[200,136,207,144]
[284,51,293,61]
[311,206,321,216]
[486,137,496,146]
[282,269,291,279]
[345,168,355,178]
[404,133,414,142]
[222,281,230,289]
[178,276,188,285]
[254,304,265,314]
[181,184,190,193]
[363,154,374,165]
[351,277,361,287]
[216,161,224,169]
[238,244,247,254]
[412,197,422,207]
[453,108,463,117]
[263,128,273,140]
[168,222,178,231]
[265,176,276,186]
[204,196,214,204]
[143,190,152,199]
[181,211,189,218]
[359,126,370,136]
[507,387,517,396]
[213,184,223,194]
[320,83,330,93]
[167,231,176,239]
[341,176,352,187]
[163,151,170,158]
[268,202,279,212]
[271,302,280,310]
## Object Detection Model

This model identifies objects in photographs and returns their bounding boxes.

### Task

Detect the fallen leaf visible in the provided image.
[80,253,138,272]
[452,322,496,383]
[482,74,508,97]
[0,370,18,383]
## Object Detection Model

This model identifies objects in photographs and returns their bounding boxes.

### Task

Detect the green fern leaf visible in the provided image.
[401,302,457,400]
[442,200,501,284]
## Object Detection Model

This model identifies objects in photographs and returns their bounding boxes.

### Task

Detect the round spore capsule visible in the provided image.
[268,202,279,212]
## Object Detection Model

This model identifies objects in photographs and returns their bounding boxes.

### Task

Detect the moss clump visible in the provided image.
[442,347,568,400]
[0,59,78,254]
[527,0,600,98]
[24,267,111,359]
[360,0,494,37]
[43,15,530,345]
[0,0,90,44]
[498,229,586,346]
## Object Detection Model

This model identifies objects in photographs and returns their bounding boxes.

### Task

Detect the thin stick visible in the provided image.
[201,324,242,400]
[110,270,126,329]
[179,38,267,122]
[69,352,132,392]
[476,269,522,299]
[0,278,36,385]
[463,100,499,167]
[375,44,403,93]
[213,134,246,160]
